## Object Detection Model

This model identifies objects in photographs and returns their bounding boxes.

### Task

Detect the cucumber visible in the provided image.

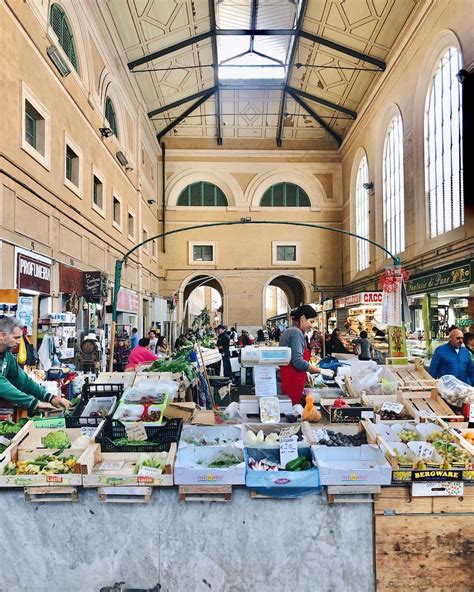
[285,456,306,471]
[301,460,311,471]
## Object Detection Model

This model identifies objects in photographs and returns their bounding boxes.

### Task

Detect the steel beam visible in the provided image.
[277,0,307,147]
[209,0,222,145]
[287,86,357,119]
[219,83,285,91]
[287,88,342,146]
[148,87,217,118]
[249,0,259,52]
[128,31,213,70]
[157,90,215,141]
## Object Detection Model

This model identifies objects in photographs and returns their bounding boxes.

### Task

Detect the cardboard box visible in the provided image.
[163,402,197,422]
[174,432,245,485]
[312,444,392,485]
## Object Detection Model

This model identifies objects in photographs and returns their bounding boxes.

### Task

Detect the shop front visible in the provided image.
[406,259,473,358]
[15,248,53,347]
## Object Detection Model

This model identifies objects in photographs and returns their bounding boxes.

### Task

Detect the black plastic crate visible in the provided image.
[82,383,124,403]
[96,418,183,453]
[65,397,116,429]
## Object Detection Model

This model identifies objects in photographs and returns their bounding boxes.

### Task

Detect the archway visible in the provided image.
[181,275,224,331]
[264,275,306,322]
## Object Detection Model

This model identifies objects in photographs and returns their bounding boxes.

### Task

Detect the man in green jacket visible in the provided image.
[0,317,71,412]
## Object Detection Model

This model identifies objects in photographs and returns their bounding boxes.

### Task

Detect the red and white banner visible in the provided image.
[380,266,408,327]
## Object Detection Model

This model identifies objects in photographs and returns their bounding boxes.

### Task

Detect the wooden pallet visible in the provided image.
[97,486,153,503]
[179,484,232,502]
[402,389,464,421]
[390,359,437,391]
[24,486,78,503]
[326,485,381,504]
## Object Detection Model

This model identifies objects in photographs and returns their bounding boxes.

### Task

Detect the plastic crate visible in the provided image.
[82,383,124,403]
[96,418,183,453]
[65,396,117,429]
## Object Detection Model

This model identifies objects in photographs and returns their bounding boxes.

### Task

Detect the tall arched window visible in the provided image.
[355,156,369,271]
[105,97,119,137]
[50,4,78,71]
[260,183,310,207]
[425,47,463,238]
[383,114,405,255]
[177,182,228,206]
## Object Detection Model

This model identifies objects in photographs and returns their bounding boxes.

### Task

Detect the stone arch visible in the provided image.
[177,272,227,327]
[349,147,370,279]
[167,170,242,207]
[246,170,327,209]
[98,71,126,143]
[262,273,311,322]
[412,30,463,241]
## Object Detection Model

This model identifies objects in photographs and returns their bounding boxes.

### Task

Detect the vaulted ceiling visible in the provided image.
[105,0,418,150]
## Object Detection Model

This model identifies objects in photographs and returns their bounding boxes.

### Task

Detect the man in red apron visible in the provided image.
[279,305,332,405]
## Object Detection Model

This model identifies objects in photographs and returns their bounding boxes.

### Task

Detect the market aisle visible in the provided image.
[0,488,374,592]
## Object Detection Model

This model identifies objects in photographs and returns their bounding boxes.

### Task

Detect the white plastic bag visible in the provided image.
[437,375,474,407]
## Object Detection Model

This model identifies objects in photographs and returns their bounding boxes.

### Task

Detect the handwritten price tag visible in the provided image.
[314,429,329,442]
[279,425,300,440]
[280,437,298,467]
[80,426,97,438]
[381,402,404,414]
[100,461,125,471]
[418,410,437,419]
[409,442,434,459]
[0,436,11,447]
[125,423,148,441]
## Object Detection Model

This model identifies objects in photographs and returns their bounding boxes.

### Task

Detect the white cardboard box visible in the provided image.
[174,442,245,485]
[311,444,392,485]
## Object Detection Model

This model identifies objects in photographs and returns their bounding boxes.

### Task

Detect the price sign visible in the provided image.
[279,425,300,440]
[361,410,374,419]
[381,402,404,414]
[314,429,329,442]
[409,442,434,459]
[125,423,148,441]
[280,436,298,467]
[0,436,11,447]
[100,461,125,471]
[418,410,437,420]
[80,426,97,438]
[33,417,66,429]
[137,466,163,479]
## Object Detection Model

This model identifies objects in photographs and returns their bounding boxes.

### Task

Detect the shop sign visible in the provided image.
[406,262,471,295]
[335,297,346,309]
[322,299,334,311]
[337,292,383,308]
[17,253,51,294]
[361,292,382,305]
[84,271,108,300]
[412,469,463,481]
[345,294,361,307]
[59,264,84,295]
[117,287,139,314]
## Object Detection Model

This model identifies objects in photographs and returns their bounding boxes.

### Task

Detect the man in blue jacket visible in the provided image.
[429,328,474,385]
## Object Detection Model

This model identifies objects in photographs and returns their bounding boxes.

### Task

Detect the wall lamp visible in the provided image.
[116,151,129,167]
[47,46,71,77]
[100,127,114,138]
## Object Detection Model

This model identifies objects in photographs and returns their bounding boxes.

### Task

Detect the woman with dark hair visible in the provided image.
[279,305,333,405]
[125,337,158,370]
[256,329,266,343]
[156,335,168,354]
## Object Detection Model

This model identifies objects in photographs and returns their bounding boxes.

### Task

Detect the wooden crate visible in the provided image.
[82,443,176,488]
[402,389,465,421]
[24,486,78,503]
[0,421,96,488]
[178,484,232,502]
[327,484,381,504]
[361,393,414,424]
[375,486,474,592]
[97,486,153,503]
[390,359,437,391]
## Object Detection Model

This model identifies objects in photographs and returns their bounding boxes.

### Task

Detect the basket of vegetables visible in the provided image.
[95,418,183,453]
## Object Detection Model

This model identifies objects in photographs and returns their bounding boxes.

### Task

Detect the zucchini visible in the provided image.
[285,456,306,471]
[301,460,311,471]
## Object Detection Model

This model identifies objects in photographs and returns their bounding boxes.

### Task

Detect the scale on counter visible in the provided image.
[239,346,293,416]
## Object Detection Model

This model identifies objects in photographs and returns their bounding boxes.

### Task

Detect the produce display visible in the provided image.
[398,429,418,443]
[316,429,367,447]
[247,457,278,471]
[461,431,474,445]
[185,433,239,446]
[379,408,411,421]
[437,375,474,407]
[42,431,71,449]
[206,450,243,469]
[303,395,322,422]
[134,452,168,474]
[245,428,305,445]
[0,419,28,437]
[148,348,197,382]
[3,454,77,475]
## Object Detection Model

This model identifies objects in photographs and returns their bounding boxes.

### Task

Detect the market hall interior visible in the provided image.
[0,0,473,590]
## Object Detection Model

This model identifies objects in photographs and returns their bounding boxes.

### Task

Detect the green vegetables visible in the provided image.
[41,431,71,449]
[3,454,77,475]
[113,437,153,447]
[0,419,28,436]
[148,349,197,382]
[285,456,310,471]
[208,450,243,468]
[134,452,168,474]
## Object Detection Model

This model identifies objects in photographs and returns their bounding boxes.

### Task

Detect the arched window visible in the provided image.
[50,4,78,71]
[383,114,405,255]
[355,156,369,271]
[260,183,310,207]
[105,96,119,137]
[425,47,463,238]
[177,182,228,206]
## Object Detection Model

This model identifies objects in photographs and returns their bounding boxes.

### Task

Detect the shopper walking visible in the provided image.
[279,305,332,405]
[351,330,373,361]
[216,324,232,379]
[429,328,474,385]
[130,327,139,349]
